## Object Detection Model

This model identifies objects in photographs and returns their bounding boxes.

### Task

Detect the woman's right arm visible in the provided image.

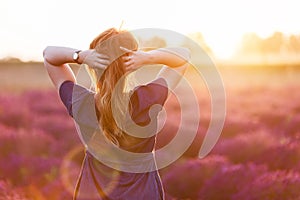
[121,47,190,90]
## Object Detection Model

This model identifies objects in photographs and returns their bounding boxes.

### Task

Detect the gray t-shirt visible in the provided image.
[59,78,168,200]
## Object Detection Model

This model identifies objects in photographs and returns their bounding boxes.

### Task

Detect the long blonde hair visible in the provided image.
[88,28,138,145]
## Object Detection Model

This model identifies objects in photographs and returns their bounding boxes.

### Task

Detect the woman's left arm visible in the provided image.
[43,46,109,90]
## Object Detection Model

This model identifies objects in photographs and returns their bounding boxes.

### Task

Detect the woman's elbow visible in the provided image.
[43,46,49,61]
[43,46,55,65]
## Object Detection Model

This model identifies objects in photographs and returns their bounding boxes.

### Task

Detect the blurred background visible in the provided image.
[1,0,300,199]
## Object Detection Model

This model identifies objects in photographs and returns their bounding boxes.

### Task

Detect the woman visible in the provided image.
[43,28,190,200]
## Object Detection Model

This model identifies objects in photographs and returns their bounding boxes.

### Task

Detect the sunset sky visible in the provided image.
[1,0,299,61]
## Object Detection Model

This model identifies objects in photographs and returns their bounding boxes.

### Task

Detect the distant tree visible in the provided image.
[237,33,263,55]
[0,57,23,63]
[181,32,213,55]
[237,32,300,55]
[287,34,300,53]
[262,32,284,54]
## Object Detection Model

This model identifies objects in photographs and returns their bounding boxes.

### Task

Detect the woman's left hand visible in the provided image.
[81,49,110,70]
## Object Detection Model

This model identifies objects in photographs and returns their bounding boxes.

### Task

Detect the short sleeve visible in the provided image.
[59,81,75,116]
[59,81,99,129]
[130,78,168,125]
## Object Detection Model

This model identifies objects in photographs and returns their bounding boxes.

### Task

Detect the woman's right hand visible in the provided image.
[80,49,110,70]
[120,47,149,73]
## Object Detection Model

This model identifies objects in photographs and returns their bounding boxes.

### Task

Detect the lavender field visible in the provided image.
[0,63,300,199]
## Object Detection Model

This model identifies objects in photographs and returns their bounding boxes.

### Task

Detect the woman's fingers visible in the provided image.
[92,62,107,70]
[98,58,110,65]
[96,53,109,60]
[120,46,133,54]
[91,52,110,69]
[124,62,137,73]
[124,59,135,67]
[122,55,133,62]
[88,57,110,70]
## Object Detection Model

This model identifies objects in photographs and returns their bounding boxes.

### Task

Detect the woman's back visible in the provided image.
[59,78,168,199]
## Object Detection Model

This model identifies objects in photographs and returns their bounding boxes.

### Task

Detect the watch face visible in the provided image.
[73,52,79,60]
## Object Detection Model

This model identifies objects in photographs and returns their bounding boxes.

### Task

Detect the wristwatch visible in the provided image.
[72,50,82,64]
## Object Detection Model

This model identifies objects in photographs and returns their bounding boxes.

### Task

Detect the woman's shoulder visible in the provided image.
[133,78,168,97]
[131,78,168,96]
[59,81,98,128]
[129,78,168,118]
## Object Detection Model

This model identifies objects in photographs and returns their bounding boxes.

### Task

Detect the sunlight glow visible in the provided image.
[0,0,299,61]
